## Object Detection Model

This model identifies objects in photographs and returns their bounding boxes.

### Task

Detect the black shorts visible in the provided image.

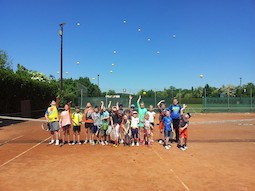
[85,123,93,129]
[73,126,81,133]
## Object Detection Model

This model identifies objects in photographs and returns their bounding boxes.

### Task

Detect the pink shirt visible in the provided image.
[60,110,71,127]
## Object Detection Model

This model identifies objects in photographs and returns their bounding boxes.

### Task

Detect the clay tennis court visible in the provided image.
[0,113,255,191]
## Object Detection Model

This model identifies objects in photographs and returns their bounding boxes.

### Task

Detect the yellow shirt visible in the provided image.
[72,112,82,126]
[47,106,59,122]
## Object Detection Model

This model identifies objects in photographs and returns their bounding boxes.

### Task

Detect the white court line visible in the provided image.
[0,135,24,146]
[0,137,50,169]
[152,147,190,191]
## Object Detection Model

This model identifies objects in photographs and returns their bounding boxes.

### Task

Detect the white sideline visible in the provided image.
[152,147,190,191]
[0,137,50,169]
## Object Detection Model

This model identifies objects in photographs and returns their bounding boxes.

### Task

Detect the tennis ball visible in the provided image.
[200,74,203,78]
[143,91,147,95]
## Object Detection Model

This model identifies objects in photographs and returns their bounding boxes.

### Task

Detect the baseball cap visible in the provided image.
[130,104,135,108]
[119,103,123,107]
[133,111,138,114]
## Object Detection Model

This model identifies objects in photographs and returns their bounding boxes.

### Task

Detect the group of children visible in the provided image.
[45,95,191,150]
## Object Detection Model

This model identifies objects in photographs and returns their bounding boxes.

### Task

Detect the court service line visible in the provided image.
[152,147,190,191]
[0,135,24,147]
[0,137,50,169]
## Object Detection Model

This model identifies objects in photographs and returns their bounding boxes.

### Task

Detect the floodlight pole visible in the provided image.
[59,22,66,92]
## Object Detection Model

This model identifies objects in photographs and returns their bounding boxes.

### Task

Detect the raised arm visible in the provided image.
[128,95,133,108]
[157,100,165,109]
[101,101,104,111]
[107,101,112,109]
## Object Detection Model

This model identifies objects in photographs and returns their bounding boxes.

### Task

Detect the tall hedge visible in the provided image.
[0,69,58,115]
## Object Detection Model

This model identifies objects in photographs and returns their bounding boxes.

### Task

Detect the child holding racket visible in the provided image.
[131,111,140,146]
[137,95,147,144]
[163,110,173,150]
[72,106,82,145]
[179,104,191,151]
[144,113,153,146]
[122,114,131,146]
[147,105,156,142]
[59,102,72,145]
[157,100,167,144]
[45,97,60,145]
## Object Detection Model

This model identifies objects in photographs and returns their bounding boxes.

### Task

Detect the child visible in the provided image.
[59,103,72,145]
[72,106,82,145]
[83,102,94,144]
[147,105,156,142]
[137,95,147,144]
[112,106,121,147]
[131,111,140,146]
[179,111,191,151]
[163,110,173,150]
[100,101,110,145]
[91,106,102,145]
[144,113,153,146]
[44,97,60,145]
[157,100,167,144]
[122,115,131,146]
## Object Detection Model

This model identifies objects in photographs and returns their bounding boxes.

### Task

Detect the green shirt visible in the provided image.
[137,100,147,127]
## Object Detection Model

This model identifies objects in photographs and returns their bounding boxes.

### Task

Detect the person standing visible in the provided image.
[83,102,94,144]
[137,95,147,144]
[45,97,60,145]
[168,98,182,146]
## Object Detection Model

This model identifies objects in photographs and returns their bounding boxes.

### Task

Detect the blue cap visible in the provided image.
[130,104,135,108]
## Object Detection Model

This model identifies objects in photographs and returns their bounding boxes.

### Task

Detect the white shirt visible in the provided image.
[131,116,139,129]
[147,111,156,123]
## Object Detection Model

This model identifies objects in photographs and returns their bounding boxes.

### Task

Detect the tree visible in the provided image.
[0,50,12,70]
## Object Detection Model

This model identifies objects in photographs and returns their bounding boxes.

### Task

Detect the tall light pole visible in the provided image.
[59,22,66,92]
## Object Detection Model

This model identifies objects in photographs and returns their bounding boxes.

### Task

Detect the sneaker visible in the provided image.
[101,141,105,146]
[113,144,118,147]
[184,145,188,149]
[83,140,88,144]
[68,142,71,145]
[165,145,170,150]
[136,142,139,146]
[89,140,93,144]
[78,142,81,145]
[158,140,163,144]
[131,142,135,147]
[120,139,124,144]
[180,146,186,151]
[104,141,108,145]
[49,140,54,145]
[167,144,172,148]
[55,140,59,145]
[91,141,95,146]
[72,142,75,145]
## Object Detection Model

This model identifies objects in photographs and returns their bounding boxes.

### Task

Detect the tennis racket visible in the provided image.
[41,122,50,131]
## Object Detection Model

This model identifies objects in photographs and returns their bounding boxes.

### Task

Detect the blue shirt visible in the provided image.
[163,116,173,131]
[168,104,182,119]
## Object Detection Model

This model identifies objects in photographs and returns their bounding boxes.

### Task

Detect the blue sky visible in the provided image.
[1,0,255,93]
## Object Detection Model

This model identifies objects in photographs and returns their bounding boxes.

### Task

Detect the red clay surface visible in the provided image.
[0,113,255,191]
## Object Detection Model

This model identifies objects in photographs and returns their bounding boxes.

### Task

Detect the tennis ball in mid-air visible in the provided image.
[143,91,147,95]
[200,74,203,78]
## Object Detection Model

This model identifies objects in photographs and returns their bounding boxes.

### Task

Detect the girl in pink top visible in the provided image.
[59,103,72,145]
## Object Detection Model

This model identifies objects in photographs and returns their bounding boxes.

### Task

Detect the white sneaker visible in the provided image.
[49,140,54,145]
[120,139,124,144]
[165,145,170,150]
[89,140,93,144]
[84,140,88,144]
[101,141,105,146]
[72,142,75,145]
[104,141,108,145]
[55,140,59,145]
[131,142,135,147]
[136,142,139,146]
[78,142,81,145]
[184,146,188,149]
[159,140,163,144]
[180,146,187,151]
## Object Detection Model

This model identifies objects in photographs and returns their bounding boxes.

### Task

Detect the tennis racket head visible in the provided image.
[41,122,50,131]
